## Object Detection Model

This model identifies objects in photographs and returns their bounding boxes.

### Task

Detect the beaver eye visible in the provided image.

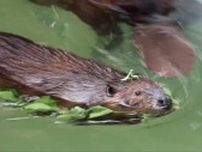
[106,85,116,97]
[135,91,142,96]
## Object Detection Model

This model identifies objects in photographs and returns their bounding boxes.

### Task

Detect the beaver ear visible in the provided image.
[106,84,117,97]
[133,23,196,77]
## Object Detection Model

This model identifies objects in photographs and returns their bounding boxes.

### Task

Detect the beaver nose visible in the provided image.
[157,98,172,110]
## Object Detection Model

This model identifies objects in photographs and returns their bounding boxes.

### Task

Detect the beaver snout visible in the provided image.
[157,97,172,110]
[144,87,173,112]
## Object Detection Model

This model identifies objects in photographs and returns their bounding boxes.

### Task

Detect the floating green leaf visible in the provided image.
[57,106,87,121]
[57,106,113,122]
[87,105,113,119]
[23,96,60,114]
[0,89,19,102]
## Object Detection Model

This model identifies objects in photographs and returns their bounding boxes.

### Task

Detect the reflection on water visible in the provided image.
[0,0,202,151]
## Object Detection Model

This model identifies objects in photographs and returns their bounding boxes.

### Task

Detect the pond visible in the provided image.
[0,0,202,151]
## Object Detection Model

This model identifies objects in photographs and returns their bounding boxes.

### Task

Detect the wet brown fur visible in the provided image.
[0,32,171,115]
[32,0,174,25]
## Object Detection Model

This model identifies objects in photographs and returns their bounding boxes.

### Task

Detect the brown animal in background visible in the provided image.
[88,0,196,77]
[32,0,197,77]
[133,24,195,77]
[32,0,174,26]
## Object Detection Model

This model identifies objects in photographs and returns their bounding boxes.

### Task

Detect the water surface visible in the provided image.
[0,0,202,151]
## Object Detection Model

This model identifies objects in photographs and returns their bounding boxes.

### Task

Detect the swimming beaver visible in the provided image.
[0,32,172,116]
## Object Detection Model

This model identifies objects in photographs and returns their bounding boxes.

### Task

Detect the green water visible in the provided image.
[1,0,202,151]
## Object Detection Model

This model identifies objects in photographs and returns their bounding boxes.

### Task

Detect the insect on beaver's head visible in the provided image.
[103,77,172,116]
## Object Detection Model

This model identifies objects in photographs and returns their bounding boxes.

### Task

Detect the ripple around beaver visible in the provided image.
[0,32,173,122]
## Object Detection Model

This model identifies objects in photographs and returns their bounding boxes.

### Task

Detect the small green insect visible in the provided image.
[121,69,141,81]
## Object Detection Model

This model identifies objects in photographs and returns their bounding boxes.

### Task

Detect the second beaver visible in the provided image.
[0,32,172,116]
[31,0,197,77]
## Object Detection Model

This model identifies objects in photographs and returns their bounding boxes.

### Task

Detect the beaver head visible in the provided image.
[102,77,172,116]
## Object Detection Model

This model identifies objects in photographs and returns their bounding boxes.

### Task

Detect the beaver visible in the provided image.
[31,0,196,77]
[133,24,195,77]
[87,0,196,77]
[88,0,175,24]
[32,0,174,25]
[0,32,172,116]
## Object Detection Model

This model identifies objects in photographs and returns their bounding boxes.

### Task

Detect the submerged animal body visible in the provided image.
[32,0,174,26]
[87,0,196,77]
[0,32,172,116]
[32,0,197,77]
[88,0,175,24]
